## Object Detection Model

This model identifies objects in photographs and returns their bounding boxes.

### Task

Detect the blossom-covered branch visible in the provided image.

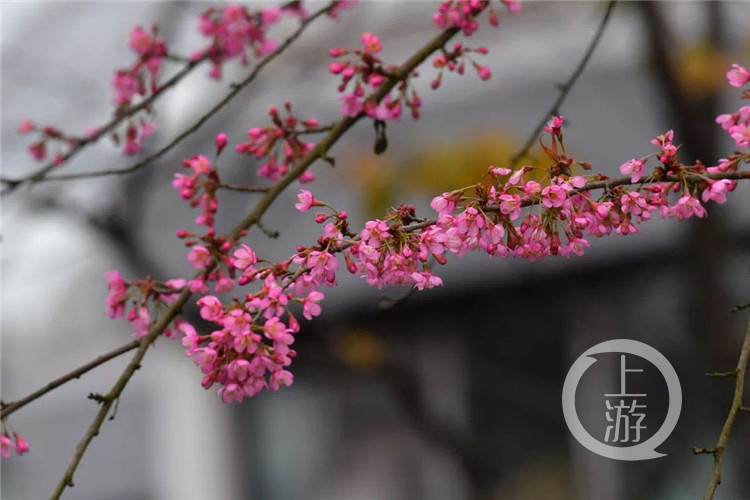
[37,3,511,496]
[0,1,339,192]
[2,54,208,193]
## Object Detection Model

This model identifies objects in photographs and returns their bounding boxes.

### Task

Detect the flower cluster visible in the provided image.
[432,0,519,36]
[234,103,321,182]
[16,121,77,165]
[105,269,189,339]
[117,65,747,406]
[193,5,285,80]
[716,64,750,148]
[114,25,168,106]
[330,115,745,290]
[0,432,29,459]
[172,135,226,229]
[15,2,358,168]
[329,32,421,120]
[431,42,491,89]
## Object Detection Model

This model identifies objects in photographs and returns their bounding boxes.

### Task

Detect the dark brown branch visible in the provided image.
[693,317,750,500]
[0,340,139,420]
[511,1,616,167]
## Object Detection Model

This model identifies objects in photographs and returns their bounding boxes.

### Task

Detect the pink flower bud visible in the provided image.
[215,133,228,155]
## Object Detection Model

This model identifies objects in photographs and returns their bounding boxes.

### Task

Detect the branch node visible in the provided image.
[87,393,108,404]
[692,446,718,455]
[257,220,280,239]
[705,370,739,378]
[731,300,750,313]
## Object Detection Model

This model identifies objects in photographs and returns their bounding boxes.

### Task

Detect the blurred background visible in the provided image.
[2,1,750,499]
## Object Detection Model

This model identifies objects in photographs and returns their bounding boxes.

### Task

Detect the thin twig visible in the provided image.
[693,317,750,500]
[731,300,750,313]
[25,3,337,186]
[49,6,477,497]
[1,56,208,192]
[510,1,616,167]
[216,182,270,193]
[0,340,140,420]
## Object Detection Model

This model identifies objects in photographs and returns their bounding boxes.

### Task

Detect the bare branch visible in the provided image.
[693,317,750,500]
[0,340,140,420]
[511,1,616,167]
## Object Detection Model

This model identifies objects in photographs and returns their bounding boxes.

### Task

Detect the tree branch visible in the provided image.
[50,288,192,499]
[0,340,140,420]
[48,8,483,497]
[511,1,616,167]
[693,317,750,500]
[14,2,338,187]
[0,55,208,193]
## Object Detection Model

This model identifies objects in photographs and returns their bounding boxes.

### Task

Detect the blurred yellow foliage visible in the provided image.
[673,43,729,98]
[347,129,550,217]
[336,329,386,369]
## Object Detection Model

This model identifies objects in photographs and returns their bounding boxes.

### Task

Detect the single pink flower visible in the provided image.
[302,291,324,320]
[295,190,316,212]
[726,64,750,87]
[215,133,228,154]
[13,434,29,456]
[0,435,12,459]
[17,119,35,134]
[197,295,223,322]
[619,158,645,183]
[541,185,566,208]
[339,94,363,117]
[187,245,211,269]
[232,244,257,270]
[361,32,382,54]
[543,115,565,136]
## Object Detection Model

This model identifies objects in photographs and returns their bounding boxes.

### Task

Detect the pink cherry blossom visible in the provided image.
[726,64,749,87]
[361,32,382,54]
[430,193,458,215]
[541,185,567,208]
[13,434,29,456]
[295,190,316,212]
[232,244,257,270]
[669,194,707,220]
[619,158,645,183]
[17,119,35,134]
[302,291,324,320]
[187,245,211,269]
[197,295,223,321]
[0,435,12,459]
[340,93,363,117]
[543,115,565,136]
